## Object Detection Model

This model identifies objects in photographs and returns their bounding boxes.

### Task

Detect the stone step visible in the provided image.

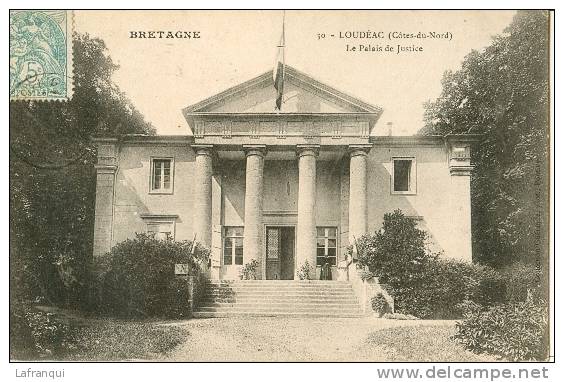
[205,288,354,293]
[198,307,360,314]
[201,296,357,303]
[193,311,363,318]
[195,280,362,318]
[207,280,349,285]
[206,284,353,289]
[199,302,360,309]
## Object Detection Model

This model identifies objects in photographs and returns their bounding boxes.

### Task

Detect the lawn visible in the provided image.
[66,320,188,361]
[365,323,497,362]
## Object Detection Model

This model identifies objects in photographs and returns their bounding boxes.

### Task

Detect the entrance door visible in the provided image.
[265,226,295,280]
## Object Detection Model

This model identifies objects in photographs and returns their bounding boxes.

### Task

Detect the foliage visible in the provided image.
[92,233,209,318]
[501,261,543,303]
[297,260,315,280]
[239,259,259,280]
[10,302,79,360]
[358,268,374,282]
[421,11,549,273]
[10,301,186,361]
[454,300,549,361]
[356,209,435,288]
[370,293,391,316]
[357,210,505,318]
[10,33,155,310]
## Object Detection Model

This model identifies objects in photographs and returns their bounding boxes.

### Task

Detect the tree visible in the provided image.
[10,33,155,308]
[421,11,549,272]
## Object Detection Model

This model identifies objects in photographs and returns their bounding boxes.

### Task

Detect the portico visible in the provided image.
[92,65,476,282]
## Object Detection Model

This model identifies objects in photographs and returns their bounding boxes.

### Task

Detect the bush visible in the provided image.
[356,210,435,288]
[356,210,506,319]
[501,262,543,303]
[92,233,209,318]
[453,300,549,361]
[370,293,391,316]
[239,259,259,280]
[10,302,79,360]
[297,260,314,280]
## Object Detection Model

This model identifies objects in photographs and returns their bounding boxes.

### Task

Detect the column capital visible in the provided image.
[243,144,267,158]
[191,144,214,156]
[296,144,320,158]
[348,144,373,157]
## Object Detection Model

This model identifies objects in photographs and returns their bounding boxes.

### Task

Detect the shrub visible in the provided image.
[370,293,391,316]
[356,210,506,319]
[501,262,543,303]
[239,259,259,280]
[10,302,79,360]
[92,233,209,318]
[453,300,549,361]
[356,210,435,288]
[297,260,314,280]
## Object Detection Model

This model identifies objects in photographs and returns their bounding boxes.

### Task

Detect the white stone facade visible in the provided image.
[93,66,476,280]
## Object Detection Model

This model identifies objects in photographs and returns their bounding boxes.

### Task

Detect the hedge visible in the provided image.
[91,233,209,318]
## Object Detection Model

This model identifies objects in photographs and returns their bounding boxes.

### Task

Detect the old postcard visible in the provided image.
[9,9,552,368]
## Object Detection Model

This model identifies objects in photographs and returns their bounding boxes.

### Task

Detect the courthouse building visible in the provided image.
[92,66,476,281]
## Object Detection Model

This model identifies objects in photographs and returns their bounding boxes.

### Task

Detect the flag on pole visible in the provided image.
[273,12,285,110]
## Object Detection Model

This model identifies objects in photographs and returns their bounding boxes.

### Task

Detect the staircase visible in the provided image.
[193,280,363,318]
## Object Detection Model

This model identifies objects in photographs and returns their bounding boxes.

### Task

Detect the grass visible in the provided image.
[67,320,188,361]
[10,305,188,361]
[365,323,497,362]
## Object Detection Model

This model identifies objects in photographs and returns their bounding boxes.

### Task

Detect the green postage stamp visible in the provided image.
[9,10,74,101]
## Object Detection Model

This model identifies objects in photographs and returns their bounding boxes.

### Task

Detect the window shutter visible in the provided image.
[211,224,222,267]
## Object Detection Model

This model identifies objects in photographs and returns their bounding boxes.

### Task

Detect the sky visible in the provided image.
[75,10,516,136]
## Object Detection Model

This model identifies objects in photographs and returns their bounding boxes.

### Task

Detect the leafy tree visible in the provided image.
[10,33,155,308]
[356,210,434,288]
[421,11,549,274]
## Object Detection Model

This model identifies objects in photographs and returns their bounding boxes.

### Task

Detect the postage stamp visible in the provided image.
[9,10,74,101]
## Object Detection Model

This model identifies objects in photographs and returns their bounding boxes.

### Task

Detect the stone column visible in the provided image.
[296,145,319,274]
[243,145,267,278]
[92,139,118,257]
[348,144,372,245]
[192,145,214,248]
[93,164,117,257]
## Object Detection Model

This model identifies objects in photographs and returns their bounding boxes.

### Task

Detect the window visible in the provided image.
[146,222,175,240]
[316,227,337,266]
[392,157,416,194]
[223,227,244,266]
[150,158,174,193]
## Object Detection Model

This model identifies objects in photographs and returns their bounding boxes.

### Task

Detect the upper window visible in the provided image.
[223,227,244,266]
[392,157,416,194]
[316,227,337,266]
[150,158,174,193]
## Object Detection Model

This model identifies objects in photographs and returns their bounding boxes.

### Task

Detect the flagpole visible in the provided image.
[281,10,285,109]
[274,11,286,112]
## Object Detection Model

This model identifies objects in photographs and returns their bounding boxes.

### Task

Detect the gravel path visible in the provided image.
[163,317,461,362]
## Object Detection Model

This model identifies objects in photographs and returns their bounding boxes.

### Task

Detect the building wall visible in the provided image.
[104,142,471,264]
[363,145,471,262]
[111,144,196,246]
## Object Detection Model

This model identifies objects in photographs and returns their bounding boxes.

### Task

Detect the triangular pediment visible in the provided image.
[183,66,382,115]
